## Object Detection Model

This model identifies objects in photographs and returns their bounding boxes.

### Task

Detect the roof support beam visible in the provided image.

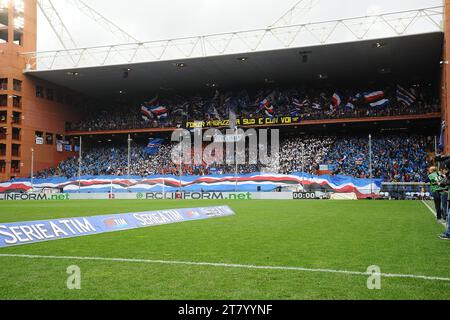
[23,6,444,71]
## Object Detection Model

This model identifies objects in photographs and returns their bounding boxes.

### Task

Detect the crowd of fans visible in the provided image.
[67,83,440,132]
[35,134,433,183]
[277,137,335,175]
[324,135,433,182]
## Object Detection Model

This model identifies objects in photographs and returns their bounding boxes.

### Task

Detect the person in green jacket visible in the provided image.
[428,166,445,222]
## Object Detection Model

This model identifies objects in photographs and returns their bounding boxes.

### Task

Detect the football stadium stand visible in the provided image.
[66,83,439,132]
[34,134,433,183]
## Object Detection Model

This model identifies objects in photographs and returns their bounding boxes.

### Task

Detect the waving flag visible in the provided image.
[331,93,342,108]
[290,110,301,117]
[145,138,165,155]
[292,98,310,109]
[259,98,271,110]
[150,106,168,116]
[364,91,385,103]
[208,106,221,120]
[292,98,302,108]
[439,121,446,152]
[264,105,275,118]
[145,96,158,106]
[265,110,274,118]
[396,85,417,107]
[157,113,168,121]
[312,103,322,110]
[345,102,355,110]
[258,96,275,118]
[172,107,187,116]
[141,106,154,121]
[370,99,390,108]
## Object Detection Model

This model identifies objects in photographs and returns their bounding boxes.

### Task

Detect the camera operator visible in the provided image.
[427,166,446,223]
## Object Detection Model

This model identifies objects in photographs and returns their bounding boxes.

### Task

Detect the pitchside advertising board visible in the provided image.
[0,192,321,201]
[292,192,318,199]
[0,206,235,248]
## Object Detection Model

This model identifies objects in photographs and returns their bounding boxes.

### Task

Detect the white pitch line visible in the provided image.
[1,253,450,283]
[422,200,446,226]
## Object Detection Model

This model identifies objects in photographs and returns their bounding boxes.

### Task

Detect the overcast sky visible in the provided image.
[37,0,443,51]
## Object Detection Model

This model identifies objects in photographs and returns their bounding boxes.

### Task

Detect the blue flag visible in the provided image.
[439,121,446,153]
[145,138,165,155]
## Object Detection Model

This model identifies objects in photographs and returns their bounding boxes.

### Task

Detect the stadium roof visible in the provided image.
[25,32,443,100]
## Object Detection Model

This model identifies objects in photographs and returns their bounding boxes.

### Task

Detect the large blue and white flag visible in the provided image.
[141,106,154,121]
[439,121,446,152]
[145,138,165,155]
[396,85,417,107]
[370,99,390,108]
[364,91,385,103]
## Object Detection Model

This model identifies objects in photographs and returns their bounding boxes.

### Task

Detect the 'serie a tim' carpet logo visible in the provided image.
[103,218,129,229]
[186,210,200,218]
[0,206,235,248]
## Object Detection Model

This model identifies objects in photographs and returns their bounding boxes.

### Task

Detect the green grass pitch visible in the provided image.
[0,199,449,300]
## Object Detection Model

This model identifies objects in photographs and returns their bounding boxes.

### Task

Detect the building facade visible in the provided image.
[0,0,78,181]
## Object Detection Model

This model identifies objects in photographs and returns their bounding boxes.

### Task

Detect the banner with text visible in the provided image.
[0,173,382,199]
[185,116,301,129]
[0,206,235,248]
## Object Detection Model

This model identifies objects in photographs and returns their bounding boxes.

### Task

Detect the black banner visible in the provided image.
[185,116,301,129]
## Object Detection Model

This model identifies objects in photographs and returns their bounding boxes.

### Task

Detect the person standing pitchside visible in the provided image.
[427,167,445,223]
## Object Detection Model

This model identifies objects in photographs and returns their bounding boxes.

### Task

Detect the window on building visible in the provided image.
[0,127,6,140]
[45,133,53,145]
[0,111,6,124]
[12,111,21,125]
[11,144,20,157]
[11,160,20,174]
[0,94,7,107]
[0,78,7,90]
[36,86,44,98]
[46,88,54,101]
[12,127,21,141]
[12,95,21,108]
[0,144,6,157]
[35,131,44,145]
[56,93,64,104]
[13,79,22,91]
